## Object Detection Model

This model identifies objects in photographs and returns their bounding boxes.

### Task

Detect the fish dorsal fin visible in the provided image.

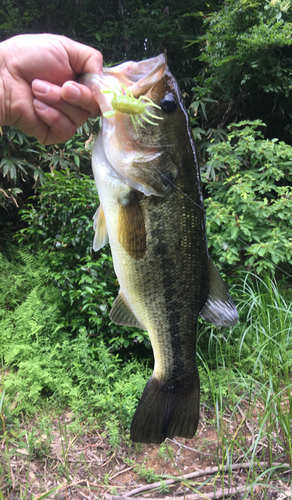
[93,205,109,252]
[200,259,238,327]
[110,291,146,330]
[118,191,146,260]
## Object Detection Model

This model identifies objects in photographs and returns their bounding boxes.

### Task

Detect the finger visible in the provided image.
[58,36,103,74]
[33,99,88,145]
[75,45,103,74]
[32,79,91,127]
[61,81,100,117]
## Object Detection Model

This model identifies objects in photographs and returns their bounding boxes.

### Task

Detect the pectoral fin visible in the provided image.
[110,291,146,330]
[118,191,146,260]
[200,259,238,327]
[93,205,109,252]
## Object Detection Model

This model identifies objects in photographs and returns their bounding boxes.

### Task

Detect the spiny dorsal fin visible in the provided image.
[118,191,146,260]
[93,205,109,252]
[110,291,146,330]
[200,259,238,327]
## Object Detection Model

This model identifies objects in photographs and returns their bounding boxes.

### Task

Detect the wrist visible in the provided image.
[0,42,7,126]
[0,39,17,128]
[0,38,31,130]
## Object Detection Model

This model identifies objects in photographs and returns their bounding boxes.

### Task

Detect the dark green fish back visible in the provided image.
[128,129,209,443]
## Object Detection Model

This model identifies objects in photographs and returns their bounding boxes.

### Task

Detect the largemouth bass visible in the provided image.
[79,55,238,444]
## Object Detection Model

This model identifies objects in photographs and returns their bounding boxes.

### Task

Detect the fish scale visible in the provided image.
[142,163,207,389]
[79,54,238,444]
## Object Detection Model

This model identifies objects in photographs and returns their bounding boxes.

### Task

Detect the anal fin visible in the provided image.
[93,205,109,252]
[110,291,146,330]
[200,258,238,327]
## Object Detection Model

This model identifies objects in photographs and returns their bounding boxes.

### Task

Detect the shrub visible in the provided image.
[192,0,292,143]
[204,121,292,274]
[0,121,97,209]
[0,248,149,429]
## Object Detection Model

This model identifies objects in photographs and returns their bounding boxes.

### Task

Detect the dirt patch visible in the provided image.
[1,408,291,499]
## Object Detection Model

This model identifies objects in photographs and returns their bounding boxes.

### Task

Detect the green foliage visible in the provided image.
[203,121,292,273]
[198,272,292,464]
[0,248,149,429]
[0,122,96,209]
[1,0,210,82]
[16,170,149,352]
[17,170,98,261]
[124,457,161,483]
[0,246,47,311]
[192,0,292,142]
[0,250,71,408]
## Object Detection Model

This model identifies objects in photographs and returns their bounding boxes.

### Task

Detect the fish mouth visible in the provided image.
[103,54,166,97]
[77,54,166,111]
[79,54,172,197]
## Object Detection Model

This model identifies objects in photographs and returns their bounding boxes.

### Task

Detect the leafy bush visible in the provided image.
[204,121,292,273]
[0,122,96,209]
[16,170,149,353]
[0,248,149,429]
[192,0,292,143]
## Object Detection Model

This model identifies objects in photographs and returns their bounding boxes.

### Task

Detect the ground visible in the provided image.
[1,405,291,500]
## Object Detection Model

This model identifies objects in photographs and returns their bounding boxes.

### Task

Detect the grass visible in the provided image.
[226,275,290,460]
[196,272,292,497]
[1,272,292,498]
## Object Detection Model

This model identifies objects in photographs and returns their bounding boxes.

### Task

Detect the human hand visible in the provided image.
[0,34,103,144]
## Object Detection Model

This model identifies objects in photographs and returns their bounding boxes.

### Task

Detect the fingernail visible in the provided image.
[32,80,51,95]
[34,99,49,111]
[63,83,81,101]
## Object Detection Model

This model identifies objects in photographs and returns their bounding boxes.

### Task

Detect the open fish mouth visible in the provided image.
[78,54,166,113]
[103,53,166,97]
[78,55,179,197]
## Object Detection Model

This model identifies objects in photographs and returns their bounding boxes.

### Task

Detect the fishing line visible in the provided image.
[123,121,292,279]
[112,116,207,214]
[98,94,292,280]
[144,153,292,278]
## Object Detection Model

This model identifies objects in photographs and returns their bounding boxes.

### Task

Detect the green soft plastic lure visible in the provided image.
[101,83,163,130]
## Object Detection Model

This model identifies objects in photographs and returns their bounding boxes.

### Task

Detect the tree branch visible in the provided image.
[106,461,290,498]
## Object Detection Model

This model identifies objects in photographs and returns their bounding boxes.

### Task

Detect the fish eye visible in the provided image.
[159,94,177,113]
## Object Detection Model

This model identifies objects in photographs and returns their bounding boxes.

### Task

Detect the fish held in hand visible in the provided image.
[78,55,238,444]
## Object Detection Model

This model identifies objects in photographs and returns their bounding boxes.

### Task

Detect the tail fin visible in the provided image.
[130,373,200,444]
